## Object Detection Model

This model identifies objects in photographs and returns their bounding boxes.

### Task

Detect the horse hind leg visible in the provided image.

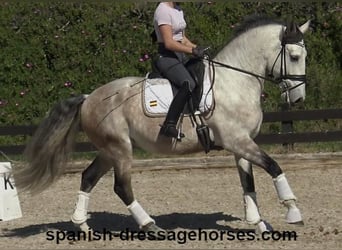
[235,156,273,233]
[71,153,112,231]
[109,142,164,233]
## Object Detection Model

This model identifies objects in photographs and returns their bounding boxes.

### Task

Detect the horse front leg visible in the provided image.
[253,151,303,224]
[231,137,303,227]
[273,173,304,225]
[235,155,273,233]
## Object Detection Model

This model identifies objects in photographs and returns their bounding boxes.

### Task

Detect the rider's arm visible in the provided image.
[182,32,197,49]
[159,24,194,54]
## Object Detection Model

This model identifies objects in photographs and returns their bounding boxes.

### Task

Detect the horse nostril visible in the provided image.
[295,97,303,103]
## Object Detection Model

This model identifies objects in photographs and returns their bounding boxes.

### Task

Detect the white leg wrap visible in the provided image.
[243,192,261,225]
[127,200,155,228]
[273,173,297,202]
[273,174,302,223]
[255,220,273,234]
[71,191,90,225]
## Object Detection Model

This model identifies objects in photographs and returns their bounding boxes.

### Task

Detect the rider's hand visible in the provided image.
[192,46,210,58]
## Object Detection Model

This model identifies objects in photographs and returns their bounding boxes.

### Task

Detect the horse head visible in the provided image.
[268,20,311,104]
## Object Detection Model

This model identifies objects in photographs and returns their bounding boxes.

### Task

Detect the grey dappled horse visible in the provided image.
[14,17,310,233]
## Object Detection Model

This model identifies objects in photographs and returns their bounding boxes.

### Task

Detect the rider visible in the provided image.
[153,2,207,139]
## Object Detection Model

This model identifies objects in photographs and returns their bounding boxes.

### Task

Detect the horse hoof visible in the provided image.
[141,222,165,239]
[289,220,304,226]
[73,222,91,232]
[286,206,303,224]
[255,220,273,234]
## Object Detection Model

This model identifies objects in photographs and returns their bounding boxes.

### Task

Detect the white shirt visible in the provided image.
[153,2,187,43]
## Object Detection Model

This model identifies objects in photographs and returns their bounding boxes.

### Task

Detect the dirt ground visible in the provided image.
[0,153,341,249]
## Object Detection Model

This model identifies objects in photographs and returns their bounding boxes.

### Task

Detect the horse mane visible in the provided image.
[232,14,305,45]
[212,15,284,58]
[232,14,284,39]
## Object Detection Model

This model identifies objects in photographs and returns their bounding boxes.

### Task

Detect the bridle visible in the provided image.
[268,39,306,96]
[205,22,307,97]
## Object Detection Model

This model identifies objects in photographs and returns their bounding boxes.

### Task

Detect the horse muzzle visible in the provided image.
[280,77,306,104]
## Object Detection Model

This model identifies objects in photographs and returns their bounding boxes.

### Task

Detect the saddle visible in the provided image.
[145,58,213,115]
[143,57,216,153]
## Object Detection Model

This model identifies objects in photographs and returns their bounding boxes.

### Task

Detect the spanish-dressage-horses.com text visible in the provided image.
[45,228,298,244]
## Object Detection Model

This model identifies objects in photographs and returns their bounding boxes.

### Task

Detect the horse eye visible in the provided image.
[290,55,299,62]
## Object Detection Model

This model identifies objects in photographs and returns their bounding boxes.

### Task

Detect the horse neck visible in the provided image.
[214,25,282,80]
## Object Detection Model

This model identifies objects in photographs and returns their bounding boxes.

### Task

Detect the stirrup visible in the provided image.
[160,124,185,140]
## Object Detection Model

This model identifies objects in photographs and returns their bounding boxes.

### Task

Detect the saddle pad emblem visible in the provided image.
[149,100,158,107]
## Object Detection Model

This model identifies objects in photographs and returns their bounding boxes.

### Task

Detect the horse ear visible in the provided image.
[285,20,300,36]
[282,20,304,44]
[299,20,311,34]
[290,21,297,33]
[285,20,294,33]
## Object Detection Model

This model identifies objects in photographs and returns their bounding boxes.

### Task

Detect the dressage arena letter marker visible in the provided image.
[0,162,22,221]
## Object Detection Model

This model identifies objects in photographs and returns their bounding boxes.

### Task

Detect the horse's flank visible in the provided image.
[81,75,204,155]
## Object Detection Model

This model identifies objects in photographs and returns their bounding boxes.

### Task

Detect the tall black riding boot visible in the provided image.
[160,82,191,139]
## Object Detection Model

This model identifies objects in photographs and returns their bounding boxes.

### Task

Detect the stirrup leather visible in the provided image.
[191,112,214,153]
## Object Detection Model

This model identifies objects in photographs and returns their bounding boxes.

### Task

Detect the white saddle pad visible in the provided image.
[142,62,213,117]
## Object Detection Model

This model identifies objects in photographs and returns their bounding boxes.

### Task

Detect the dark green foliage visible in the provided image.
[0,1,340,128]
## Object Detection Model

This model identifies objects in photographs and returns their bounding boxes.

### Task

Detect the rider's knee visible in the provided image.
[181,79,196,92]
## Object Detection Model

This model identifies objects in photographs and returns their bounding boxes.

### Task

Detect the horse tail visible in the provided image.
[14,95,87,194]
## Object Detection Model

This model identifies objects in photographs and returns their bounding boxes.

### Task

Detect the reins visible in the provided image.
[205,58,279,84]
[204,22,307,88]
[203,34,307,97]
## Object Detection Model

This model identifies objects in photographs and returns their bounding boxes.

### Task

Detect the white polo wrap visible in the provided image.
[71,191,90,224]
[273,173,297,202]
[127,200,155,228]
[243,192,261,225]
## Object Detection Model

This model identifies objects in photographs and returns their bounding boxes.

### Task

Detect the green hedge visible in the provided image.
[0,2,341,127]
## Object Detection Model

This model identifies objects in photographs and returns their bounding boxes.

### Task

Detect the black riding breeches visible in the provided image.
[155,54,196,92]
